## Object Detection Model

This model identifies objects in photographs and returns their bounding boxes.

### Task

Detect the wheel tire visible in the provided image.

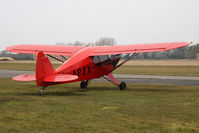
[119,82,126,90]
[38,90,43,96]
[80,81,87,89]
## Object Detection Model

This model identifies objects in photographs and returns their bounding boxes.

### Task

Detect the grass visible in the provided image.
[1,62,199,76]
[0,78,199,132]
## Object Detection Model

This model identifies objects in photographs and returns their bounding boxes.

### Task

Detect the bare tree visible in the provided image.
[55,42,65,45]
[95,37,116,46]
[54,37,117,46]
[74,41,84,46]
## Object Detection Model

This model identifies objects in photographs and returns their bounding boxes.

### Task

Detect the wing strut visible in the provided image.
[114,53,140,70]
[46,54,65,63]
[60,55,68,61]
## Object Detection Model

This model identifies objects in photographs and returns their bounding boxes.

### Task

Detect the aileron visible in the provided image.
[91,42,191,56]
[6,44,85,56]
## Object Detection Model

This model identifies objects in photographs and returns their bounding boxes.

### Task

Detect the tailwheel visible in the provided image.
[119,81,126,90]
[80,80,88,89]
[38,90,43,96]
[38,86,47,96]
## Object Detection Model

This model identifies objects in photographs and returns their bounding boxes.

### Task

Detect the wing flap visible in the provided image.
[7,44,85,56]
[91,42,192,56]
[44,74,78,82]
[13,74,36,81]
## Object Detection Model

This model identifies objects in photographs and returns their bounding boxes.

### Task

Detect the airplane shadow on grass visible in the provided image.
[45,90,86,96]
[86,86,118,91]
[18,89,86,97]
[16,86,119,96]
[16,83,199,96]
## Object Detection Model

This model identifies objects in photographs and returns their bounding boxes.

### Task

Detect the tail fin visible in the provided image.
[36,51,55,87]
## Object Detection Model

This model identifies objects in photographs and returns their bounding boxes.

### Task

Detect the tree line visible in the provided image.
[1,37,199,60]
[133,44,199,59]
[56,37,117,46]
[0,50,33,60]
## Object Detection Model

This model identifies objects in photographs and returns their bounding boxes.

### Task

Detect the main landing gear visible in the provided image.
[80,78,126,90]
[80,80,91,89]
[104,73,127,90]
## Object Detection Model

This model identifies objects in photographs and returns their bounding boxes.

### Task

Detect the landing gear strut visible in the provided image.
[38,86,47,96]
[104,73,127,90]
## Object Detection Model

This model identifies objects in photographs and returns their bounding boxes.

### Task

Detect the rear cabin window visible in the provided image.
[109,54,120,59]
[99,55,109,62]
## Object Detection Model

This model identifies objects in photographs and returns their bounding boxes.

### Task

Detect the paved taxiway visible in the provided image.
[0,70,199,86]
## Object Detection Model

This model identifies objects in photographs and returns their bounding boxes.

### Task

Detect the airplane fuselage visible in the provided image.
[55,47,120,83]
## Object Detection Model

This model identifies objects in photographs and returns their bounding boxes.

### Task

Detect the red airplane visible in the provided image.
[7,42,191,95]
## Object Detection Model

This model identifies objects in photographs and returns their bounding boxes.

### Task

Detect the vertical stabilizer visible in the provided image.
[36,51,55,86]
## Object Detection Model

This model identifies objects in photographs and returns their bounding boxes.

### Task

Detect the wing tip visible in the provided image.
[6,45,13,52]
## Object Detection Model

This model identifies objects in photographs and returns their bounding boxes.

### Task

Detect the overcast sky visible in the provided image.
[0,0,198,50]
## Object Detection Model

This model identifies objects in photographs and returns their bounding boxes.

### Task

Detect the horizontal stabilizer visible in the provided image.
[44,74,78,82]
[13,74,36,81]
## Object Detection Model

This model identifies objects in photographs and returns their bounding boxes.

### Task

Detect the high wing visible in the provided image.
[6,42,191,56]
[6,44,85,56]
[91,42,192,56]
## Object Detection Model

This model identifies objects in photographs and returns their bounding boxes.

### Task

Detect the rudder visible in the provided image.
[36,51,55,86]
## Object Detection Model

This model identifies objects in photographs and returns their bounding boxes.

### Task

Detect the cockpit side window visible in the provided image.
[93,55,110,64]
[93,56,100,64]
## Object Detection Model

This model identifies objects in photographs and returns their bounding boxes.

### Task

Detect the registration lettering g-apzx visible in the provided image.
[73,66,91,76]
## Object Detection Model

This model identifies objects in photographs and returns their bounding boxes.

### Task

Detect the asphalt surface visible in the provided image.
[0,70,199,86]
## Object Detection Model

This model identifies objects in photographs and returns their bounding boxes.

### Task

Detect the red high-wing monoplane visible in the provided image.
[7,42,191,95]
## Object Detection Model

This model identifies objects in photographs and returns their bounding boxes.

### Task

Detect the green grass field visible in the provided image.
[0,78,199,133]
[1,62,199,76]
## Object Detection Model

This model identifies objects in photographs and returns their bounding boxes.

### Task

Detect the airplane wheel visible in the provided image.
[38,90,43,96]
[119,82,126,90]
[80,81,87,89]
